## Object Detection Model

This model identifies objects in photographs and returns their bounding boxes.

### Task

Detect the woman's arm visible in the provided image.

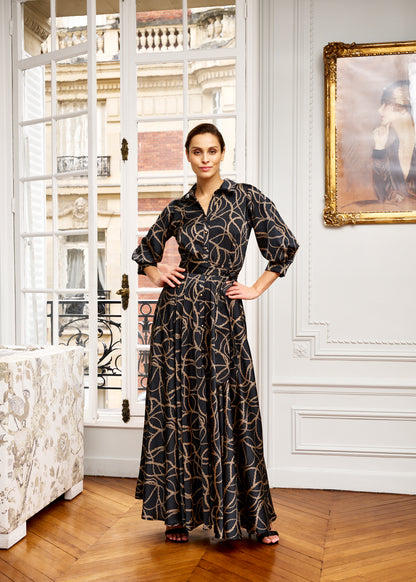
[225,270,279,300]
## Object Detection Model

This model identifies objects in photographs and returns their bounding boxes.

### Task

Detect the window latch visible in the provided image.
[121,138,129,161]
[122,399,130,423]
[116,273,130,310]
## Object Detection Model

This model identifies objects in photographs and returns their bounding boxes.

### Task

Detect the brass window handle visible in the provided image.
[116,274,129,309]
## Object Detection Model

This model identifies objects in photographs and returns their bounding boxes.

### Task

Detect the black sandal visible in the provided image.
[165,526,189,543]
[256,530,279,545]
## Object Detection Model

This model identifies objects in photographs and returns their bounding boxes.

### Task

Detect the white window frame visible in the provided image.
[10,0,251,428]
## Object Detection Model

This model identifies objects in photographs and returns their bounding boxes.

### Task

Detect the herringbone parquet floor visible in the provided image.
[1,476,415,581]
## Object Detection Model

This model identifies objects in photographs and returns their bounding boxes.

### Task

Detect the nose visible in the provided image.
[379,103,385,115]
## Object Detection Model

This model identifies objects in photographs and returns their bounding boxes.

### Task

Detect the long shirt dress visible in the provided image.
[132,178,299,539]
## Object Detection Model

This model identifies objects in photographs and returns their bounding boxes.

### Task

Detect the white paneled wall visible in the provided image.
[263,0,416,494]
[1,1,415,491]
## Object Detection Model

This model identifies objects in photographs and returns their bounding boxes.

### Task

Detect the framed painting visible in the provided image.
[324,40,416,225]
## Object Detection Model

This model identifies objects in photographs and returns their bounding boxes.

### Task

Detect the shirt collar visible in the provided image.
[184,178,236,199]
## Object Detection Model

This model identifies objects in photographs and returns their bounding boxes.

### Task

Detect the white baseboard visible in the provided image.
[269,467,416,495]
[84,457,139,478]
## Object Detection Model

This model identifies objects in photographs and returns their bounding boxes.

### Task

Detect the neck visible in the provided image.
[195,176,223,196]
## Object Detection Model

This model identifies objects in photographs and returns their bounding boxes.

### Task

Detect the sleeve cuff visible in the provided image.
[372,149,387,159]
[266,263,285,276]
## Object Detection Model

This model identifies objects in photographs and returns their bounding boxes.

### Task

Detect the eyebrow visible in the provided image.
[191,145,219,150]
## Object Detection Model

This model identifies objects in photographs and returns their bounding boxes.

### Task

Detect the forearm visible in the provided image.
[225,269,279,300]
[143,265,162,286]
[252,270,279,296]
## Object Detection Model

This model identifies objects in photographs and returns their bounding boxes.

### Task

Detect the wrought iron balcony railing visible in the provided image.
[57,155,111,177]
[47,296,156,391]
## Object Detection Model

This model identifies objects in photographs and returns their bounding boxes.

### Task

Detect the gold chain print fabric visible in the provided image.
[132,179,299,539]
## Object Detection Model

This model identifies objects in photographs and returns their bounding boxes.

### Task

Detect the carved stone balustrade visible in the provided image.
[40,8,235,56]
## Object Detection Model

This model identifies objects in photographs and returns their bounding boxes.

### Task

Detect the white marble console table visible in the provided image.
[0,345,84,549]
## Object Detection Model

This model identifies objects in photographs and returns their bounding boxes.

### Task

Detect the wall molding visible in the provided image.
[272,377,416,395]
[292,407,416,458]
[269,466,416,494]
[291,0,416,361]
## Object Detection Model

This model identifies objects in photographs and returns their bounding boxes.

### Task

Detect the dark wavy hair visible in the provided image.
[381,80,411,110]
[185,123,225,152]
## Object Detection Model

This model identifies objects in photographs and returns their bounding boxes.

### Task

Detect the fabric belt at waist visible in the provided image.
[181,262,237,279]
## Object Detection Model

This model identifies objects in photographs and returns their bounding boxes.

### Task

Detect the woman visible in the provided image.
[132,123,298,545]
[373,80,416,202]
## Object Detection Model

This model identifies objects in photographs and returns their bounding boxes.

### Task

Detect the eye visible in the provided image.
[209,149,217,154]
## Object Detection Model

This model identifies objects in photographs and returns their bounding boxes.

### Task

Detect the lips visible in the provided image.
[200,167,212,171]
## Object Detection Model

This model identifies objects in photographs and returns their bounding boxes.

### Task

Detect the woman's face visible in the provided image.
[186,133,225,180]
[378,102,407,126]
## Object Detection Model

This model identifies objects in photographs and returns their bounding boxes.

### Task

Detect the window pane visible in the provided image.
[57,291,90,392]
[188,59,235,115]
[187,117,235,174]
[58,233,88,290]
[137,299,157,400]
[97,297,122,407]
[56,2,88,53]
[23,236,50,290]
[22,180,52,234]
[57,176,89,231]
[188,2,236,50]
[56,58,88,116]
[136,181,182,401]
[56,114,88,174]
[22,66,51,121]
[23,293,51,344]
[23,1,51,58]
[136,4,184,53]
[97,12,120,61]
[137,62,183,118]
[138,120,183,174]
[22,122,50,178]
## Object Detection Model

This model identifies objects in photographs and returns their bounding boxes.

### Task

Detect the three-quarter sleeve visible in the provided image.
[247,187,299,276]
[132,204,174,274]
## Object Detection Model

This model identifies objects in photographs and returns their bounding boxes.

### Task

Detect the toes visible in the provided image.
[261,534,279,544]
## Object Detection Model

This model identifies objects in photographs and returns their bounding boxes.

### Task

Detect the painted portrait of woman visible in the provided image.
[329,49,416,218]
[372,80,416,203]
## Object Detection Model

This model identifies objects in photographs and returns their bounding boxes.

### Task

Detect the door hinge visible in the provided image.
[244,1,248,20]
[11,197,16,214]
[9,19,13,37]
[122,399,130,423]
[121,138,129,161]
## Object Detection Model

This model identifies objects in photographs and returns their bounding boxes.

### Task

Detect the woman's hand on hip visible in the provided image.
[159,266,186,288]
[225,280,260,300]
[144,265,185,288]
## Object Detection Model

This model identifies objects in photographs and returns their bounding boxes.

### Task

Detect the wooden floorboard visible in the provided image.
[1,477,415,581]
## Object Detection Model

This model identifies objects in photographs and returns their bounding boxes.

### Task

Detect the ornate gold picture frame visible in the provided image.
[324,40,416,225]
